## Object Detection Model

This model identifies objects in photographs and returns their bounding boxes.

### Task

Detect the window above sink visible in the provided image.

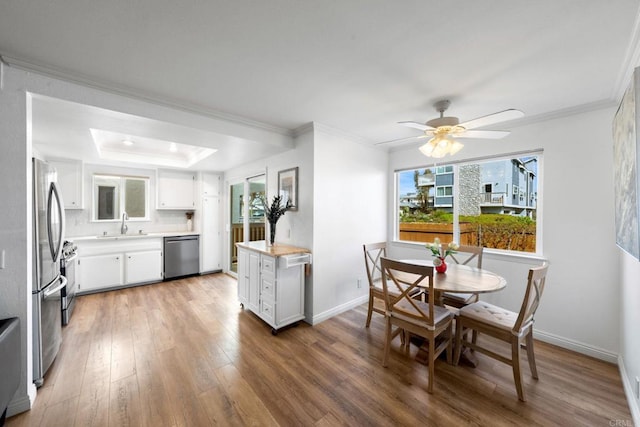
[92,174,149,222]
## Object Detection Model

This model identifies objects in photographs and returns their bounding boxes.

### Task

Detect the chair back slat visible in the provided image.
[513,263,549,333]
[449,245,484,268]
[363,242,386,287]
[380,257,435,325]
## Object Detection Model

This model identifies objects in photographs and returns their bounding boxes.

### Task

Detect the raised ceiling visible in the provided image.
[1,1,639,170]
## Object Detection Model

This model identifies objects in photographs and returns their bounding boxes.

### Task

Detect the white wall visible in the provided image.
[311,124,388,322]
[0,65,34,415]
[389,106,620,361]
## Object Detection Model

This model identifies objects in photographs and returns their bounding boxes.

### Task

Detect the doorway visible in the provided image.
[229,174,266,274]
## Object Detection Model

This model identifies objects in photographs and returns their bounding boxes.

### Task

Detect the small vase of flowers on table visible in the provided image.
[262,195,293,246]
[425,238,459,273]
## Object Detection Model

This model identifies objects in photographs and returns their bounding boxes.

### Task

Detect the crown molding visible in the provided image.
[613,6,640,102]
[0,53,293,138]
[291,122,314,138]
[310,121,382,148]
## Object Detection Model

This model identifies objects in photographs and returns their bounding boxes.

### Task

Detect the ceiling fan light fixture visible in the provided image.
[450,140,464,155]
[420,133,463,158]
[394,100,524,158]
[419,141,435,156]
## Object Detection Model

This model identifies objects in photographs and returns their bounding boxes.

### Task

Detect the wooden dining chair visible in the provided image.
[454,263,549,401]
[362,242,420,327]
[380,257,453,393]
[442,244,484,309]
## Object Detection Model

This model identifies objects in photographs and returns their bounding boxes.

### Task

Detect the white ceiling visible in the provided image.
[1,1,639,170]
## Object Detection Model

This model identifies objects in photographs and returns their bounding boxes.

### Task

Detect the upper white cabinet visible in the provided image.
[201,172,221,197]
[157,169,196,210]
[51,159,84,209]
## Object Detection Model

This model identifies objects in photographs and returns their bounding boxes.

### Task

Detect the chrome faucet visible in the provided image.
[120,212,128,235]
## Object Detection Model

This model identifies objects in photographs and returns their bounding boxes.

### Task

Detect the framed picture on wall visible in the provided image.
[278,167,298,211]
[613,67,640,260]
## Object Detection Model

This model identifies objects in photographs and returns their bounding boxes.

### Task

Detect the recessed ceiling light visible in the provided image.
[91,129,217,168]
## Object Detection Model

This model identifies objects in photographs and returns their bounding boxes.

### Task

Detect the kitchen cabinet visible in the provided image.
[236,241,311,334]
[125,250,163,284]
[157,169,196,209]
[201,172,221,197]
[76,237,163,293]
[201,195,222,272]
[50,159,84,209]
[78,253,122,292]
[237,247,260,312]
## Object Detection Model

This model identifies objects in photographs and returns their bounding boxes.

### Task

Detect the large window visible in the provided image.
[93,174,149,221]
[396,153,540,254]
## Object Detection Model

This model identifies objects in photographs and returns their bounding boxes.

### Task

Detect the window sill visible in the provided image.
[390,240,547,264]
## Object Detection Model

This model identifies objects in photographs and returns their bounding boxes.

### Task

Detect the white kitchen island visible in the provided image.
[236,241,311,335]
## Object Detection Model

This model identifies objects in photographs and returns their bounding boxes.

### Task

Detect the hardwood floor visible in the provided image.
[8,273,633,426]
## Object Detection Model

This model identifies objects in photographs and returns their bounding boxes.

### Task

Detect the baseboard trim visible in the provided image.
[533,329,618,363]
[7,388,34,418]
[311,300,620,365]
[311,295,368,325]
[618,355,640,426]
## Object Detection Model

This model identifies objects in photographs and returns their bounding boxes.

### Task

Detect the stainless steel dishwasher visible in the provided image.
[164,235,200,280]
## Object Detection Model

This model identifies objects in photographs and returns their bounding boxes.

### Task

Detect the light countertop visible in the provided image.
[236,240,310,256]
[69,231,199,242]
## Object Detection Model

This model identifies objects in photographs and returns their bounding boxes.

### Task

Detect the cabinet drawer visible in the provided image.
[261,255,276,274]
[261,275,275,300]
[260,300,275,324]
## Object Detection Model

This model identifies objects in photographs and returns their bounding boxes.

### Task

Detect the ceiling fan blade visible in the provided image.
[375,134,428,145]
[456,130,510,139]
[458,109,524,130]
[397,121,434,131]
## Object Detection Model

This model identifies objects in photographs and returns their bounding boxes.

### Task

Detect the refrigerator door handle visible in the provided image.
[44,275,67,300]
[46,182,65,263]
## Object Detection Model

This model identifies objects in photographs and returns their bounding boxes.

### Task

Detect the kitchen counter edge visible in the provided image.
[69,232,200,242]
[236,240,310,257]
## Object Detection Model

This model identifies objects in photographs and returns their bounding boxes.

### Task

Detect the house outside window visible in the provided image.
[396,153,540,254]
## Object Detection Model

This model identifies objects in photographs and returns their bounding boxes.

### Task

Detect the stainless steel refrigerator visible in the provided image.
[32,158,66,387]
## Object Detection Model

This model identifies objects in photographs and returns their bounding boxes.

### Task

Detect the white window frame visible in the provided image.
[394,150,543,256]
[92,174,150,222]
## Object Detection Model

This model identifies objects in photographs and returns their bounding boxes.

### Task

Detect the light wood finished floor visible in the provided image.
[8,273,633,426]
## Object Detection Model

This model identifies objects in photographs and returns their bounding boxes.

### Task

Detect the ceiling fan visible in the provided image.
[381,100,524,158]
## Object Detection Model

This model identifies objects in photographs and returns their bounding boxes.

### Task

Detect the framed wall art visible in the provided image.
[613,67,640,260]
[278,167,298,211]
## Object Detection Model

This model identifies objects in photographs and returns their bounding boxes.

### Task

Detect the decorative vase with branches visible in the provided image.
[262,195,293,245]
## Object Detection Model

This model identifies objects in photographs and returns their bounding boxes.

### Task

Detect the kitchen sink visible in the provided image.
[97,232,149,239]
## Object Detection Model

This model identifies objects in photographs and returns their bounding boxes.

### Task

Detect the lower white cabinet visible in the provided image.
[236,242,311,334]
[78,253,123,292]
[125,250,163,284]
[76,238,163,293]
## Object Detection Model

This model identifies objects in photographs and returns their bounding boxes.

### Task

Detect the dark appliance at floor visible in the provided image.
[164,235,200,279]
[60,240,78,326]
